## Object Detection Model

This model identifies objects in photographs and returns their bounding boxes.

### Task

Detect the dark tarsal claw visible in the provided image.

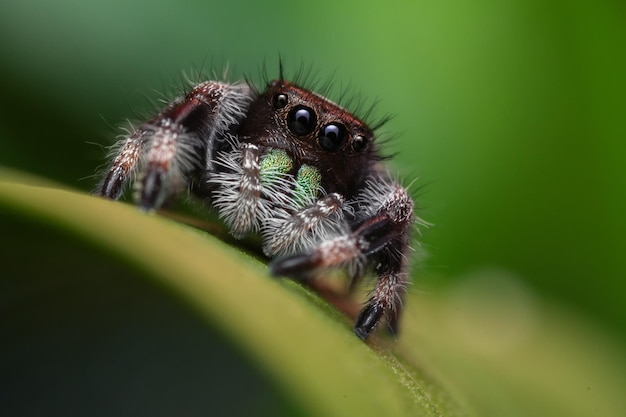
[269,254,317,280]
[97,168,127,200]
[354,303,384,340]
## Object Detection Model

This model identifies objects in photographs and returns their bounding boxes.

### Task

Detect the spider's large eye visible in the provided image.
[318,123,347,152]
[287,106,317,136]
[273,93,288,109]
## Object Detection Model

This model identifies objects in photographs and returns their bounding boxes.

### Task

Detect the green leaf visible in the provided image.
[1,167,625,417]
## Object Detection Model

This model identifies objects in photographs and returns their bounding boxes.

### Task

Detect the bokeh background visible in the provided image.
[1,0,624,347]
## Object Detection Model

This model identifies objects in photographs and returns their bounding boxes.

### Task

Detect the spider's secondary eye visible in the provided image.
[352,134,368,152]
[318,123,347,152]
[273,93,288,109]
[287,106,317,136]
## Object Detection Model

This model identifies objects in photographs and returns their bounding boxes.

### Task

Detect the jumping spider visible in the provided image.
[96,67,424,340]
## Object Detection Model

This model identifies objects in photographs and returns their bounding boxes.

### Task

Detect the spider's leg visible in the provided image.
[353,245,410,340]
[96,81,253,210]
[262,192,347,257]
[271,179,417,340]
[96,126,150,200]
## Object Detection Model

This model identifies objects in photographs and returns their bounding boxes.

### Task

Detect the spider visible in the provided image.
[95,66,425,340]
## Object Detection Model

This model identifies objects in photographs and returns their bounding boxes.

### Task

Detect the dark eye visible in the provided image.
[287,106,317,136]
[318,123,347,152]
[273,93,288,109]
[352,134,368,152]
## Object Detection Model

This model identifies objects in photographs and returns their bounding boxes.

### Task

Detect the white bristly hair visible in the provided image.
[261,192,349,257]
[210,138,295,239]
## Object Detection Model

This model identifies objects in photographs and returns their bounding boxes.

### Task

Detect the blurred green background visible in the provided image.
[0,0,624,349]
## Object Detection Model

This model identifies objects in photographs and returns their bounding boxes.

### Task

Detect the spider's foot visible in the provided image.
[354,303,384,340]
[96,168,127,200]
[269,254,318,279]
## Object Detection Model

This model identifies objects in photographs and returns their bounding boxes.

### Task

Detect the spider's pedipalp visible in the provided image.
[211,142,262,237]
[210,144,300,238]
[262,192,347,257]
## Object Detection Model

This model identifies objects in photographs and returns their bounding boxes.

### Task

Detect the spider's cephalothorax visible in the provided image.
[96,75,422,340]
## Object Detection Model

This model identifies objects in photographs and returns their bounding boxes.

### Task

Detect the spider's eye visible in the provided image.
[287,106,317,136]
[318,123,347,152]
[352,134,368,152]
[273,93,288,109]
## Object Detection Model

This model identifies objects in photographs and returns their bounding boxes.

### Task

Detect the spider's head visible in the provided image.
[239,80,379,196]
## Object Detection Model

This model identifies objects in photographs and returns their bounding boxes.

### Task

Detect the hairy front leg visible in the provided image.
[96,81,253,210]
[96,126,151,200]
